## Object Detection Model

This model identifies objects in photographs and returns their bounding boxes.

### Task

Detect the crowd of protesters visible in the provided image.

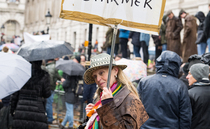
[101,4,210,67]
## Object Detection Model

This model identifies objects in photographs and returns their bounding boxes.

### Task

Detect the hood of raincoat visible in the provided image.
[195,11,205,23]
[156,51,181,77]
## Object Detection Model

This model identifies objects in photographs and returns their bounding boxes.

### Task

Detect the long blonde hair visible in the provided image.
[93,66,139,102]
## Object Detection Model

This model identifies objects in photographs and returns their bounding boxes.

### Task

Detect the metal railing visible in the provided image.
[53,90,86,127]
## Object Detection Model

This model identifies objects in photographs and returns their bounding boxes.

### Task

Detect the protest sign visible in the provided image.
[60,0,166,34]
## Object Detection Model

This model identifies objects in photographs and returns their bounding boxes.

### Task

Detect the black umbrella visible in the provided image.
[56,60,85,76]
[17,40,74,61]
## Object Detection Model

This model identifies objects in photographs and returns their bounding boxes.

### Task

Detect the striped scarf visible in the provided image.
[86,82,122,129]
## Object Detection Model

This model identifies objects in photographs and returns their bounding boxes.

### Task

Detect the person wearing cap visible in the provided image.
[179,9,198,62]
[186,63,210,129]
[179,54,203,89]
[84,53,148,129]
[165,10,183,56]
[138,51,192,129]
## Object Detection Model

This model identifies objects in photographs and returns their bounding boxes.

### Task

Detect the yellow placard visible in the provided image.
[84,41,89,47]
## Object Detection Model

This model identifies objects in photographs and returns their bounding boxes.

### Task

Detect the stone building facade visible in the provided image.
[165,0,210,16]
[0,0,25,42]
[24,0,108,52]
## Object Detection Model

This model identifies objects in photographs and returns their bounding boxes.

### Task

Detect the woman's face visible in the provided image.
[92,67,118,89]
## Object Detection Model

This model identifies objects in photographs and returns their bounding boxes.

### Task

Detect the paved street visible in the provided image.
[49,125,59,129]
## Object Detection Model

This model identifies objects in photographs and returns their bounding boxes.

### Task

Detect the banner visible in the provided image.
[24,32,50,44]
[60,0,166,34]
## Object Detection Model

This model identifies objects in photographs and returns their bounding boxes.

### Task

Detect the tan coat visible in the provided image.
[165,16,183,56]
[182,14,198,62]
[96,86,149,129]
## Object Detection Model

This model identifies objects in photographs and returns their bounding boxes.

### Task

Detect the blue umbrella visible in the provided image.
[0,43,19,52]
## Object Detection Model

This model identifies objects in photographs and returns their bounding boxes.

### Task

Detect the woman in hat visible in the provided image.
[83,53,148,129]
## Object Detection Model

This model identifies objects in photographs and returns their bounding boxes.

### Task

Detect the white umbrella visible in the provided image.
[0,53,31,99]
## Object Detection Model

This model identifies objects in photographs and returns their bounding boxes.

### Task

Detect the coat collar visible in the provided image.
[193,79,210,86]
[113,86,130,107]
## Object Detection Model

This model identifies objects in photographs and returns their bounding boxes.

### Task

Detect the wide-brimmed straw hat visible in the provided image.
[83,53,127,84]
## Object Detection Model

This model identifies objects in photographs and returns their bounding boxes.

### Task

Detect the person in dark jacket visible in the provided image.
[119,29,130,58]
[60,57,82,129]
[0,95,11,128]
[187,54,203,71]
[151,35,162,61]
[195,11,207,55]
[0,100,3,109]
[129,31,141,57]
[2,95,10,107]
[138,50,192,129]
[0,36,5,45]
[186,63,210,129]
[140,33,150,65]
[201,52,210,65]
[204,4,210,52]
[44,59,61,124]
[10,61,51,129]
[179,63,190,88]
[83,82,97,104]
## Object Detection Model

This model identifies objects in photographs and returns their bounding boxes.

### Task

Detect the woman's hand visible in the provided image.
[85,103,94,115]
[101,87,113,101]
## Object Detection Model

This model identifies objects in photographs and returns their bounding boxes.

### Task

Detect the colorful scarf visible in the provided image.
[86,82,122,129]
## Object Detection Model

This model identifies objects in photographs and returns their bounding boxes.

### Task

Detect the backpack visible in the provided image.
[75,80,84,96]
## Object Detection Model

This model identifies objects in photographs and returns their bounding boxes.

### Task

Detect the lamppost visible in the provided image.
[45,9,52,34]
[88,24,93,61]
[1,24,5,34]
